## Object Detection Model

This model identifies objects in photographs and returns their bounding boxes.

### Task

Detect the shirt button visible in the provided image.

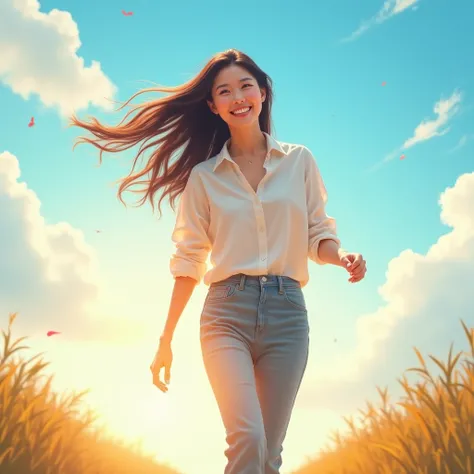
[261,276,267,282]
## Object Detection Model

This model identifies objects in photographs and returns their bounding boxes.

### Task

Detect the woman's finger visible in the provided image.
[349,262,360,271]
[351,268,365,278]
[349,271,365,282]
[150,357,162,373]
[153,371,168,392]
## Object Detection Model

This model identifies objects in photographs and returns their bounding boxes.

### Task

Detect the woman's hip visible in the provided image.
[200,273,310,342]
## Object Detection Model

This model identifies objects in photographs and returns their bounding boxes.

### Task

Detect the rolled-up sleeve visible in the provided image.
[169,166,211,283]
[304,147,341,265]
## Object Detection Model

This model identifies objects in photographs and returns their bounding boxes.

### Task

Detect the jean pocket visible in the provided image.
[205,284,237,303]
[283,286,307,311]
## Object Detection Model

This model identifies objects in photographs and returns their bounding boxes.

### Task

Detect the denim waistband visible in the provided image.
[210,273,301,292]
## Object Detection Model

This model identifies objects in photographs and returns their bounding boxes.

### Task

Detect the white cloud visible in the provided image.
[340,0,421,43]
[447,133,473,154]
[365,90,463,172]
[0,0,117,117]
[299,171,474,412]
[403,90,462,148]
[0,150,148,343]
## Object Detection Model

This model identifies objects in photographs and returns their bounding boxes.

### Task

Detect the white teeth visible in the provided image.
[232,107,250,115]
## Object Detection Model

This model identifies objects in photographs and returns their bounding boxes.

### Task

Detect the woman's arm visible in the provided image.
[160,276,197,344]
[317,239,348,267]
[169,167,211,282]
[164,167,211,344]
[303,146,342,265]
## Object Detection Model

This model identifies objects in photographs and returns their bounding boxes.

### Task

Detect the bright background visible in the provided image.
[1,0,474,473]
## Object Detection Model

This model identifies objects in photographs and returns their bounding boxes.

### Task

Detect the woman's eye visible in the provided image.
[219,84,252,95]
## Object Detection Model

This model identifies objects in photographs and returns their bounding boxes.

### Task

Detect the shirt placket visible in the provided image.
[256,156,274,272]
[254,199,268,272]
[231,153,272,273]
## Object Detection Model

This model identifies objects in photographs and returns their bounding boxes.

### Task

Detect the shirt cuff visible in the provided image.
[169,257,206,284]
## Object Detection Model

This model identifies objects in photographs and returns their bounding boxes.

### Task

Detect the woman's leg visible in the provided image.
[200,275,267,474]
[254,276,310,474]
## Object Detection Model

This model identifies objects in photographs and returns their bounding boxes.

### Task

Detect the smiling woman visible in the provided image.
[68,48,356,474]
[68,49,275,219]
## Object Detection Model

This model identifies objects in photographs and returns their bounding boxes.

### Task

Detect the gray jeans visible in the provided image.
[200,274,310,474]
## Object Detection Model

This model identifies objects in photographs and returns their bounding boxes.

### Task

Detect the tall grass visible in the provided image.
[4,311,472,474]
[0,312,182,474]
[293,319,474,474]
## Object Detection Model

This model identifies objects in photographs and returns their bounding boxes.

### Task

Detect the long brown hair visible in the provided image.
[69,48,275,218]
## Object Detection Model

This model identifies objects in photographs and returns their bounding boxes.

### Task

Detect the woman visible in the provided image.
[70,48,367,474]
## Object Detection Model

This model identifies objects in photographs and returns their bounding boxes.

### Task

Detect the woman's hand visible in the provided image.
[339,252,367,283]
[150,339,173,393]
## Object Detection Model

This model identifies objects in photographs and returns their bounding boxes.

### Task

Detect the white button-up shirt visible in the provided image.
[169,132,340,288]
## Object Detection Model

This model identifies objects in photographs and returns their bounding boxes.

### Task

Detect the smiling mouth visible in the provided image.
[230,106,252,115]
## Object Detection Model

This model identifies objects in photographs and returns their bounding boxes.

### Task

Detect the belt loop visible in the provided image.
[277,275,284,294]
[238,274,246,291]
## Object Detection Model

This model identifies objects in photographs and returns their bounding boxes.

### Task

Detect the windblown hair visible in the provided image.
[69,48,275,218]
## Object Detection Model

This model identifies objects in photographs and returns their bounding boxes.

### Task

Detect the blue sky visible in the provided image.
[1,0,473,473]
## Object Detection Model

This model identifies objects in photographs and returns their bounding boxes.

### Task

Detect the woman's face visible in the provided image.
[207,64,266,128]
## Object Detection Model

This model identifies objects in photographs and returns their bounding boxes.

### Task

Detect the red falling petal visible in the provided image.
[400,154,405,160]
[47,330,61,337]
[382,81,387,86]
[28,117,35,127]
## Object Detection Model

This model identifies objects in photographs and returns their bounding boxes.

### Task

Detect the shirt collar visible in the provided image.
[212,131,287,172]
